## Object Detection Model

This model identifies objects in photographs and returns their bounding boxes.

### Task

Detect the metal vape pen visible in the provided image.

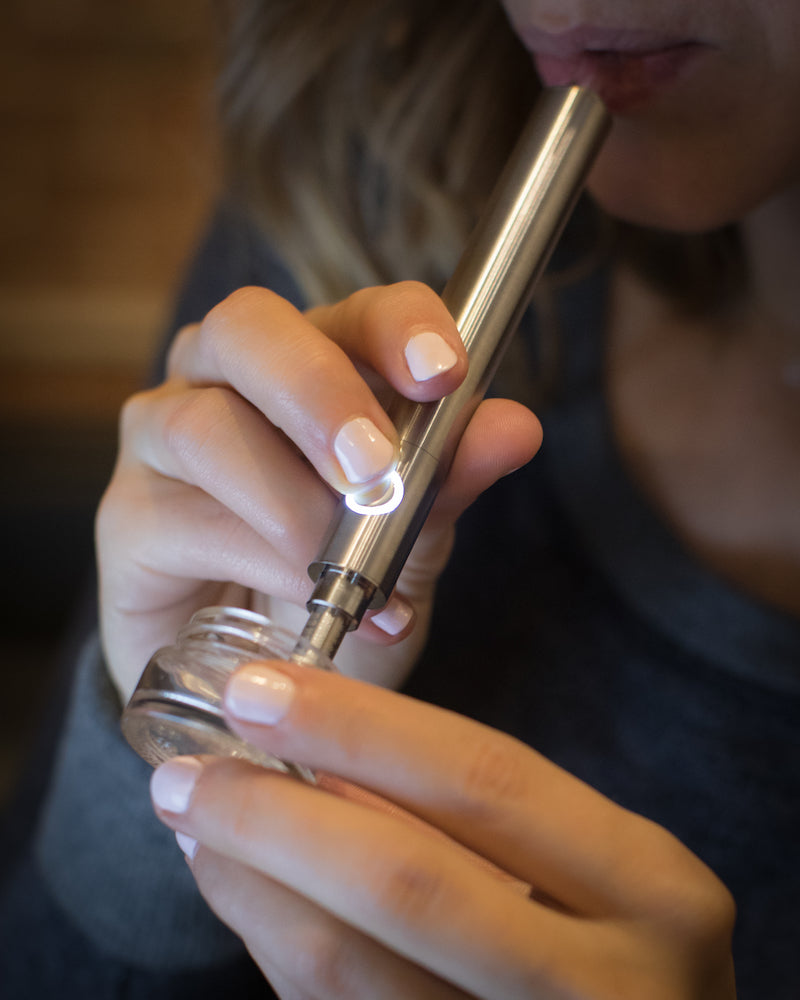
[297,86,610,662]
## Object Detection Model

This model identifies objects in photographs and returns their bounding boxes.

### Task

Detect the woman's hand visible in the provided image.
[150,660,737,999]
[96,282,542,701]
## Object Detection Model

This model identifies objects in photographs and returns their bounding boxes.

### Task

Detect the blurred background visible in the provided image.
[0,0,221,804]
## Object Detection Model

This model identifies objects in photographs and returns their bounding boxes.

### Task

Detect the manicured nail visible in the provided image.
[334,417,395,485]
[151,757,203,815]
[226,665,296,725]
[175,831,198,860]
[370,596,414,636]
[405,331,458,382]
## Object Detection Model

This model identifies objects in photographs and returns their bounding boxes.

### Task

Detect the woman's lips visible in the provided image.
[517,27,710,113]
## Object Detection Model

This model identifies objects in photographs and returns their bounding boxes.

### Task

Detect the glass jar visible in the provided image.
[121,606,332,780]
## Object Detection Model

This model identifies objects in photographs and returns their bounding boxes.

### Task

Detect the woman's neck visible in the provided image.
[606,195,800,617]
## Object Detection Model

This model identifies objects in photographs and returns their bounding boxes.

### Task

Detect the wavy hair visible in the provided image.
[217,0,744,315]
[217,0,537,304]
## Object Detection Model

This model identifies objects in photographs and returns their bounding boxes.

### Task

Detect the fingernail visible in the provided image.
[334,417,395,485]
[175,831,198,860]
[370,596,414,636]
[404,331,458,382]
[151,757,203,815]
[226,665,296,725]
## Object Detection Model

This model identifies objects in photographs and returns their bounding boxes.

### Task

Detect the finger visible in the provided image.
[114,382,422,653]
[427,396,542,527]
[152,757,587,1000]
[99,462,313,603]
[219,661,707,921]
[166,285,467,495]
[188,845,470,999]
[97,475,306,702]
[317,774,533,903]
[355,397,540,646]
[306,280,467,399]
[168,290,399,495]
[255,967,311,1000]
[117,382,336,568]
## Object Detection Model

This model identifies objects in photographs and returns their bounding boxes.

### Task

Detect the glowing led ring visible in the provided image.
[345,470,405,516]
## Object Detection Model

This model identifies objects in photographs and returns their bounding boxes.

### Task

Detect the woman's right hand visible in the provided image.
[96,282,543,703]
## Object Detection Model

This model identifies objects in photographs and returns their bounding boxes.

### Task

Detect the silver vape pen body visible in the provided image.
[298,86,610,661]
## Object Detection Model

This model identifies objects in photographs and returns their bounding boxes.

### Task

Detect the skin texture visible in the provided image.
[97,281,541,701]
[503,0,800,617]
[96,1,800,996]
[501,1,800,231]
[150,662,736,999]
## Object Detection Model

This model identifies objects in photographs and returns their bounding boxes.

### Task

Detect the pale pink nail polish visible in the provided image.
[370,597,414,636]
[175,831,199,860]
[150,757,203,814]
[334,417,395,485]
[226,665,296,725]
[404,331,458,382]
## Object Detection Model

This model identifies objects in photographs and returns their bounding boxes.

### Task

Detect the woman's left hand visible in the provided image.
[150,659,736,1000]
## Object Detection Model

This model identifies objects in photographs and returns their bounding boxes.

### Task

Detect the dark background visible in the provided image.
[0,0,220,805]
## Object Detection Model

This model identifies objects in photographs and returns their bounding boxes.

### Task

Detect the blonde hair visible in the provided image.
[218,0,537,305]
[217,0,744,318]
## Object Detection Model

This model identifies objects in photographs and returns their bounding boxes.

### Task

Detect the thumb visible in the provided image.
[359,396,541,645]
[431,397,542,525]
[377,396,540,605]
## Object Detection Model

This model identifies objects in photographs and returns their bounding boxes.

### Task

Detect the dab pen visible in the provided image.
[120,87,610,774]
[296,85,610,663]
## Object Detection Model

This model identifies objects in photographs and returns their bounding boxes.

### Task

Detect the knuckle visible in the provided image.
[456,732,531,813]
[210,285,274,325]
[164,322,198,374]
[119,388,155,439]
[328,715,369,766]
[387,279,451,329]
[200,286,275,367]
[294,335,340,381]
[345,286,387,337]
[160,387,235,473]
[291,926,353,996]
[680,874,737,948]
[393,278,439,303]
[210,286,334,388]
[646,828,737,947]
[370,848,447,926]
[208,284,278,330]
[348,280,433,333]
[225,284,274,311]
[224,769,269,845]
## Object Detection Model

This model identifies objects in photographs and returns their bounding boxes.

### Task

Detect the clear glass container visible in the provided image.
[121,606,331,779]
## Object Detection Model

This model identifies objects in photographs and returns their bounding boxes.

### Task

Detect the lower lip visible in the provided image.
[534,43,707,114]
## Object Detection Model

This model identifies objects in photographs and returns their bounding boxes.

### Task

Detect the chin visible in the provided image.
[587,162,743,236]
[584,119,758,235]
[588,179,736,235]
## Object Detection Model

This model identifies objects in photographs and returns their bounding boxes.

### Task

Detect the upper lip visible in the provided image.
[517,25,697,58]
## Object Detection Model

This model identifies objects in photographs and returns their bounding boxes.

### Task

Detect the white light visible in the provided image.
[345,470,404,516]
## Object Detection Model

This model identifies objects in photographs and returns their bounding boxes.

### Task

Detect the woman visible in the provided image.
[4,1,799,996]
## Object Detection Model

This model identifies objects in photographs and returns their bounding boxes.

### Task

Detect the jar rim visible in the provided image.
[178,606,332,670]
